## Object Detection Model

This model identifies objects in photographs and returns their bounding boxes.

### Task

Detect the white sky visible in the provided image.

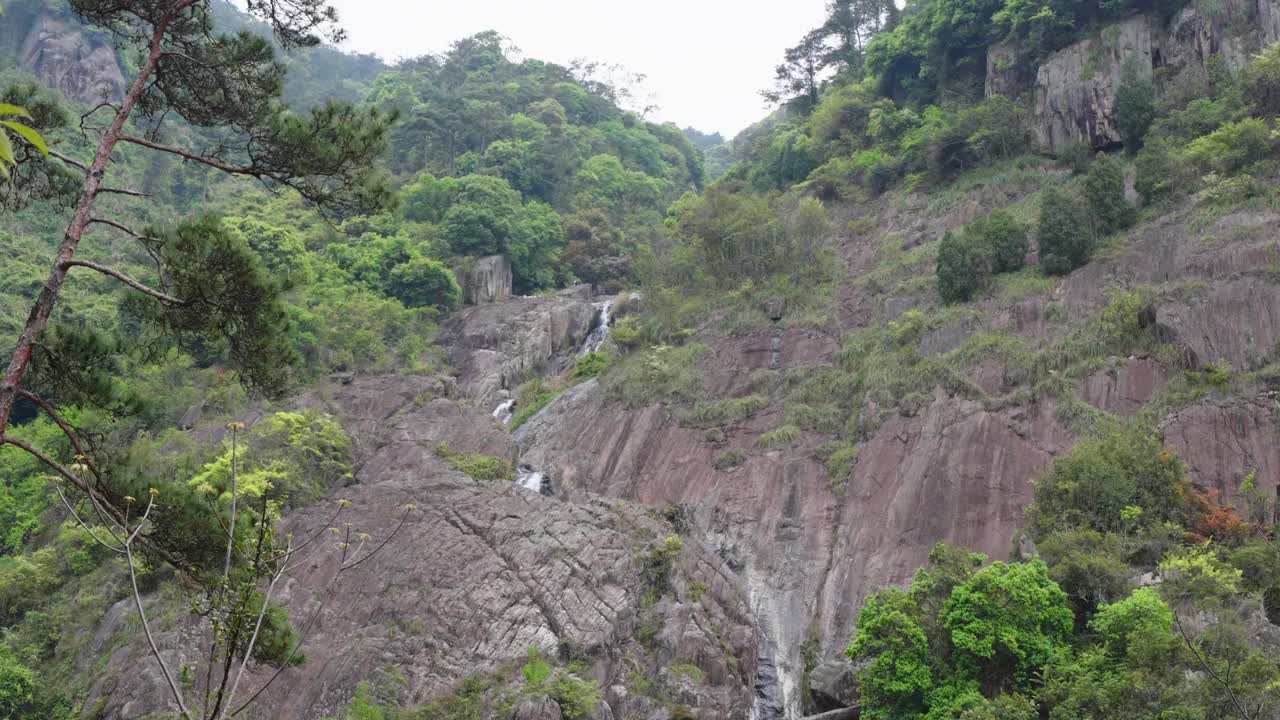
[326,0,829,138]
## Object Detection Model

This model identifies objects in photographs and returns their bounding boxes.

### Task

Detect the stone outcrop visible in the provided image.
[461,254,514,305]
[439,285,596,407]
[18,14,125,103]
[1024,0,1278,152]
[82,376,758,719]
[1031,16,1155,151]
[808,659,859,712]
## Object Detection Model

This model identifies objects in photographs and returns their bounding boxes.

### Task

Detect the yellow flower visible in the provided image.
[124,496,137,504]
[148,487,160,496]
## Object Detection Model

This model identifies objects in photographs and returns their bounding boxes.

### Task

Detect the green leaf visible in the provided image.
[0,120,47,157]
[0,104,32,119]
[0,129,14,173]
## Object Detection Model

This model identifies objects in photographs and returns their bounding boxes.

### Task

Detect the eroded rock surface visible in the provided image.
[461,254,514,305]
[83,377,757,719]
[18,14,125,103]
[439,285,597,407]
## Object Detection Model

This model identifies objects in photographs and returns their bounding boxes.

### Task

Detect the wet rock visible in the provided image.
[801,709,859,720]
[461,254,513,305]
[439,286,596,406]
[513,696,563,720]
[808,659,858,712]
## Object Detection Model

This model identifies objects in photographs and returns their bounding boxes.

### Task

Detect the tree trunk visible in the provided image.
[0,22,168,435]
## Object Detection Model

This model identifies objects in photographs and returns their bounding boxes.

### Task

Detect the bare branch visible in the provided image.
[47,148,89,171]
[47,480,126,553]
[62,258,181,305]
[126,529,193,720]
[1173,608,1252,720]
[341,506,413,571]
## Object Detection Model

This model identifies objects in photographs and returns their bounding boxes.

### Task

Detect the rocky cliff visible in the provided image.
[986,0,1280,151]
[15,13,125,103]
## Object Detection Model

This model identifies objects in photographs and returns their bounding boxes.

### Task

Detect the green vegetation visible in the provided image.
[851,425,1280,719]
[433,442,513,482]
[936,209,1027,303]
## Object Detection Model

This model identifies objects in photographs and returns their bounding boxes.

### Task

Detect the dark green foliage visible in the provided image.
[936,209,1025,303]
[1116,62,1155,155]
[1037,529,1132,624]
[139,214,298,399]
[1082,155,1134,235]
[937,229,991,303]
[1026,426,1188,541]
[1037,185,1093,275]
[386,257,461,312]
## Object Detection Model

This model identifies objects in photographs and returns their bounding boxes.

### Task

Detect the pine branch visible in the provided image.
[61,258,181,304]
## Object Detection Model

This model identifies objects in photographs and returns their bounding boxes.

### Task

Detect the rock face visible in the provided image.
[83,377,758,719]
[462,254,514,305]
[808,659,858,712]
[18,14,125,103]
[1025,1,1276,152]
[439,285,596,407]
[1032,16,1155,151]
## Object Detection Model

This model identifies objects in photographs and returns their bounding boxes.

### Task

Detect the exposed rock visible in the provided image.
[985,41,1032,98]
[513,696,563,720]
[1079,357,1170,416]
[82,378,757,720]
[801,709,859,720]
[764,297,786,321]
[1026,4,1273,152]
[462,254,514,305]
[1032,16,1154,152]
[439,285,596,407]
[18,14,125,103]
[1164,397,1280,499]
[808,659,858,712]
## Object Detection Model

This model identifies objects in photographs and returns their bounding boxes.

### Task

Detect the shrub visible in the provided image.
[510,379,562,430]
[1241,42,1280,117]
[1134,141,1180,203]
[522,648,553,687]
[712,448,748,471]
[433,442,513,481]
[936,229,991,303]
[971,209,1028,274]
[571,352,609,380]
[755,423,801,450]
[385,257,461,312]
[549,675,601,720]
[1026,427,1188,541]
[1083,155,1134,236]
[1089,587,1176,661]
[1181,118,1274,175]
[1037,185,1093,275]
[1116,61,1155,155]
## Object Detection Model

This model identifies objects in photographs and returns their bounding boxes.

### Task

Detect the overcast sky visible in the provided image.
[326,0,829,138]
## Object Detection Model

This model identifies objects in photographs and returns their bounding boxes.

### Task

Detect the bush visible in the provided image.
[972,209,1027,274]
[1037,530,1132,622]
[1181,118,1274,176]
[571,352,609,380]
[1134,141,1180,203]
[1037,185,1093,275]
[385,257,461,312]
[1026,427,1188,541]
[433,442,513,481]
[1241,43,1280,117]
[712,448,748,471]
[1083,155,1134,236]
[1116,62,1155,155]
[936,229,991,303]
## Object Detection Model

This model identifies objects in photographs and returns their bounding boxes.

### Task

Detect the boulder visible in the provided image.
[462,254,514,305]
[808,659,858,712]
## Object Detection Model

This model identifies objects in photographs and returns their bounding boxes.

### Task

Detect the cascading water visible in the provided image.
[516,464,551,495]
[577,299,613,356]
[492,398,516,426]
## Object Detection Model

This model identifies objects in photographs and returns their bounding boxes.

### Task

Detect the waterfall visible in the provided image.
[492,398,516,426]
[516,464,551,495]
[577,299,613,357]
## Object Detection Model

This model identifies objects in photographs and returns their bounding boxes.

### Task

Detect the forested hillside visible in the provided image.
[1,0,1280,718]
